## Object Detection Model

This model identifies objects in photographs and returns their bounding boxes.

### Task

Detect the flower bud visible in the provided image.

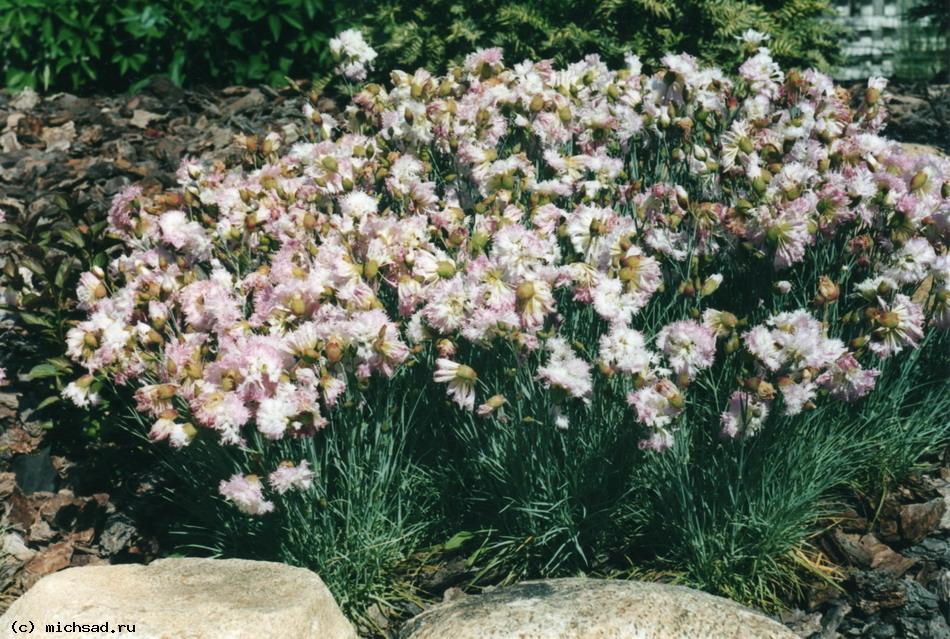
[325,341,343,364]
[485,394,507,409]
[185,361,203,380]
[516,281,536,302]
[289,294,306,316]
[156,384,177,400]
[701,274,723,296]
[456,365,477,381]
[880,311,901,329]
[668,389,686,408]
[910,170,928,192]
[756,381,776,400]
[819,276,840,302]
[181,423,198,440]
[437,339,457,357]
[364,259,379,279]
[436,261,456,279]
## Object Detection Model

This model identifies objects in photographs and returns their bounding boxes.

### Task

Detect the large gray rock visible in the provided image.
[401,578,796,639]
[0,557,356,638]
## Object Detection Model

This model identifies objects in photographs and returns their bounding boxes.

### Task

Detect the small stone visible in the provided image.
[829,529,872,566]
[76,124,103,146]
[400,578,796,638]
[905,537,950,565]
[900,498,946,544]
[23,541,73,581]
[130,109,164,129]
[933,482,950,530]
[442,586,466,603]
[933,570,950,603]
[863,534,917,576]
[0,473,16,499]
[26,520,54,543]
[10,88,40,111]
[1,533,35,563]
[224,89,267,116]
[0,558,357,639]
[208,125,233,149]
[361,602,390,634]
[0,131,21,153]
[40,121,76,152]
[819,601,851,638]
[780,608,822,637]
[98,514,136,556]
[851,570,908,614]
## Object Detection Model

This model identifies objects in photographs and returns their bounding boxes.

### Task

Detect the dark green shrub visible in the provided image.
[0,0,334,91]
[0,0,844,92]
[353,0,844,78]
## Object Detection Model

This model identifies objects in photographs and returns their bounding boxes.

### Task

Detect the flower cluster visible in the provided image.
[329,29,377,82]
[65,34,949,513]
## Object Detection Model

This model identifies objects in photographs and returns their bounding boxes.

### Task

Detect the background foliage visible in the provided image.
[0,0,843,92]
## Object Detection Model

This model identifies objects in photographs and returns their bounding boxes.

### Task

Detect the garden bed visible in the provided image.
[2,55,949,638]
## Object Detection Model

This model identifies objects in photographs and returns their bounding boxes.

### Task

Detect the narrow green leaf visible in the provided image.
[23,363,60,380]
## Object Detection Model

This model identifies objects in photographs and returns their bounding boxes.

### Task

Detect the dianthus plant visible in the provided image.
[66,28,949,523]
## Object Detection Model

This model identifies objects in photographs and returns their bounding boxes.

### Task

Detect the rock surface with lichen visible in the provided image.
[400,578,796,639]
[0,557,357,638]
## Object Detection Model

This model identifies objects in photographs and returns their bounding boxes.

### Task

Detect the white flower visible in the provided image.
[599,326,656,376]
[537,338,593,400]
[219,474,274,516]
[62,378,101,408]
[149,417,194,448]
[434,359,478,411]
[329,29,377,81]
[268,460,315,495]
[721,391,770,438]
[736,29,770,46]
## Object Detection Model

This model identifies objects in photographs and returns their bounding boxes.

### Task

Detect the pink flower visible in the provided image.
[434,359,478,411]
[638,428,674,452]
[107,185,142,236]
[817,354,879,402]
[537,337,593,400]
[268,461,315,495]
[149,417,195,448]
[720,391,770,438]
[780,380,816,416]
[869,294,925,358]
[598,326,657,377]
[219,474,274,515]
[628,379,683,429]
[329,29,377,81]
[656,320,716,381]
